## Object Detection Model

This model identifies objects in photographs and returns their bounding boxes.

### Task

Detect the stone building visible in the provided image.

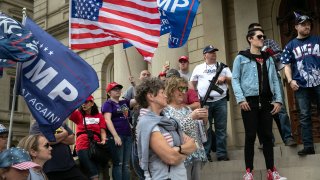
[0,0,319,148]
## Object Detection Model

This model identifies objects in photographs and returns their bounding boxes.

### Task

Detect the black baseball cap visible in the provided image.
[203,45,219,54]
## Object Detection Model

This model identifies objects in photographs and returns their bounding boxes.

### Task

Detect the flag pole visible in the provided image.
[124,49,132,76]
[7,8,26,149]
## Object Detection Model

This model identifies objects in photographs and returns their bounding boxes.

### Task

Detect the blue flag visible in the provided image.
[0,13,38,63]
[158,0,200,48]
[21,18,99,141]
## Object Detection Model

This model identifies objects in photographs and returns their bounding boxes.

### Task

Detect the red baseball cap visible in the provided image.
[106,82,123,93]
[86,95,94,101]
[158,71,166,77]
[179,56,189,63]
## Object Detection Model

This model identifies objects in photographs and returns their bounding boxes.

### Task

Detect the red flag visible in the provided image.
[70,0,160,61]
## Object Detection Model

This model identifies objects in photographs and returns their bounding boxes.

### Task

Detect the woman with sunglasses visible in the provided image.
[232,28,286,180]
[135,77,197,180]
[69,95,107,180]
[163,77,208,180]
[101,82,135,180]
[17,134,52,180]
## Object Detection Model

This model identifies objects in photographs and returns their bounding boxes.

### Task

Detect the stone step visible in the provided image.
[208,143,320,161]
[203,153,320,173]
[201,166,320,180]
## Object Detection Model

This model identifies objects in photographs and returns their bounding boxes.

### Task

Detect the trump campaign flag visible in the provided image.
[21,17,99,141]
[0,12,38,62]
[70,0,161,61]
[158,0,200,48]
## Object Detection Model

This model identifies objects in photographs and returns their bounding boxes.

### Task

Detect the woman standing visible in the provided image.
[18,134,52,180]
[232,28,286,180]
[163,77,208,180]
[101,82,135,180]
[135,78,197,180]
[69,95,107,180]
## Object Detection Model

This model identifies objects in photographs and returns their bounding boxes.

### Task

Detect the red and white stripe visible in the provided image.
[70,0,160,61]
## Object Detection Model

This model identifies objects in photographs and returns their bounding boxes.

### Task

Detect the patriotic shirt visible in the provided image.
[280,35,320,87]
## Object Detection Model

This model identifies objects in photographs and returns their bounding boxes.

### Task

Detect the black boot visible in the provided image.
[298,147,315,156]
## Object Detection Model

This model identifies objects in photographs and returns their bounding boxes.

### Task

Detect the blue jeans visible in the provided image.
[77,149,99,179]
[110,135,132,180]
[275,76,294,143]
[295,85,320,148]
[204,97,228,158]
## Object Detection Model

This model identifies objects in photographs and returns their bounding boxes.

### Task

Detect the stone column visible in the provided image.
[113,44,147,90]
[150,34,188,76]
[233,0,259,146]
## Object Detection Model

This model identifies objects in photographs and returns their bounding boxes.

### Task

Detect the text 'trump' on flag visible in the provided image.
[70,0,161,61]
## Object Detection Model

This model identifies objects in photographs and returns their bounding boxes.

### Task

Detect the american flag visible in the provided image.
[70,0,161,61]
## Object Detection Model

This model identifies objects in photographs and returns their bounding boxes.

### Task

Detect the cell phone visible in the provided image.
[165,61,170,67]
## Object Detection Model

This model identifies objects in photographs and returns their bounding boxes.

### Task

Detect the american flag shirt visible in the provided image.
[280,35,320,87]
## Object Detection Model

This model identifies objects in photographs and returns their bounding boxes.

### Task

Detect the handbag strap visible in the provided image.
[81,112,94,142]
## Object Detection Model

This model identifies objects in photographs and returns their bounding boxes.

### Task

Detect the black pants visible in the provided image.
[241,96,274,170]
[46,165,88,180]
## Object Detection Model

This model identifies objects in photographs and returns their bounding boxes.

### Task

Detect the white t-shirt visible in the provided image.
[190,62,232,102]
[179,70,191,81]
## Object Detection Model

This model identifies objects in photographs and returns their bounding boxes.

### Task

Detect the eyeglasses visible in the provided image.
[44,142,50,149]
[111,87,122,91]
[177,86,188,93]
[256,35,266,40]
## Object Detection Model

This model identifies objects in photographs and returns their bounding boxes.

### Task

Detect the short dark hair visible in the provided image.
[135,78,165,108]
[248,23,261,30]
[246,28,264,45]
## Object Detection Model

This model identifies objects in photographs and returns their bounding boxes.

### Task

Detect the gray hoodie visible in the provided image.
[136,108,187,180]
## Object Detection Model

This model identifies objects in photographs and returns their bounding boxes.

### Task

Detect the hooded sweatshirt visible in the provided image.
[136,108,187,180]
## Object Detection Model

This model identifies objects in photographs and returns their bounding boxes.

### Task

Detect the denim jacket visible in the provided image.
[231,50,282,104]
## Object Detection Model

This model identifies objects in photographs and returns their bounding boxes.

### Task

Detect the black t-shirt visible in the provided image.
[30,122,76,173]
[251,53,273,100]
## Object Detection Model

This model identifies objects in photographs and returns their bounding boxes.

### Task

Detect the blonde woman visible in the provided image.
[18,134,52,180]
[164,77,208,180]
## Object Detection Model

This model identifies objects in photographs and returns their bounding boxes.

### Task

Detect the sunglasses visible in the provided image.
[177,86,188,93]
[44,142,50,149]
[256,35,266,40]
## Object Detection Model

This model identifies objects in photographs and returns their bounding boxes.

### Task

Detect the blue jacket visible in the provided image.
[231,50,282,104]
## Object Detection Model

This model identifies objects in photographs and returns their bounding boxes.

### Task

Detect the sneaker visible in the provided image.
[297,147,315,156]
[243,168,254,180]
[267,167,287,180]
[285,138,297,146]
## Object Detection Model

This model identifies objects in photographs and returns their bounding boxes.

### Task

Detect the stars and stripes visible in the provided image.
[70,0,161,61]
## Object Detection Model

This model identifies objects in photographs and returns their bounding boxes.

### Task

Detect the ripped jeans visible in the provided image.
[110,135,132,180]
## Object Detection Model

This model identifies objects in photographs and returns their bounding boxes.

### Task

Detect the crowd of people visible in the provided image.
[0,12,319,180]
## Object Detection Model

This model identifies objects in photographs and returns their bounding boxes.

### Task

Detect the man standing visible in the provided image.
[281,13,320,156]
[178,56,191,81]
[248,23,297,147]
[123,70,151,100]
[190,45,232,161]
